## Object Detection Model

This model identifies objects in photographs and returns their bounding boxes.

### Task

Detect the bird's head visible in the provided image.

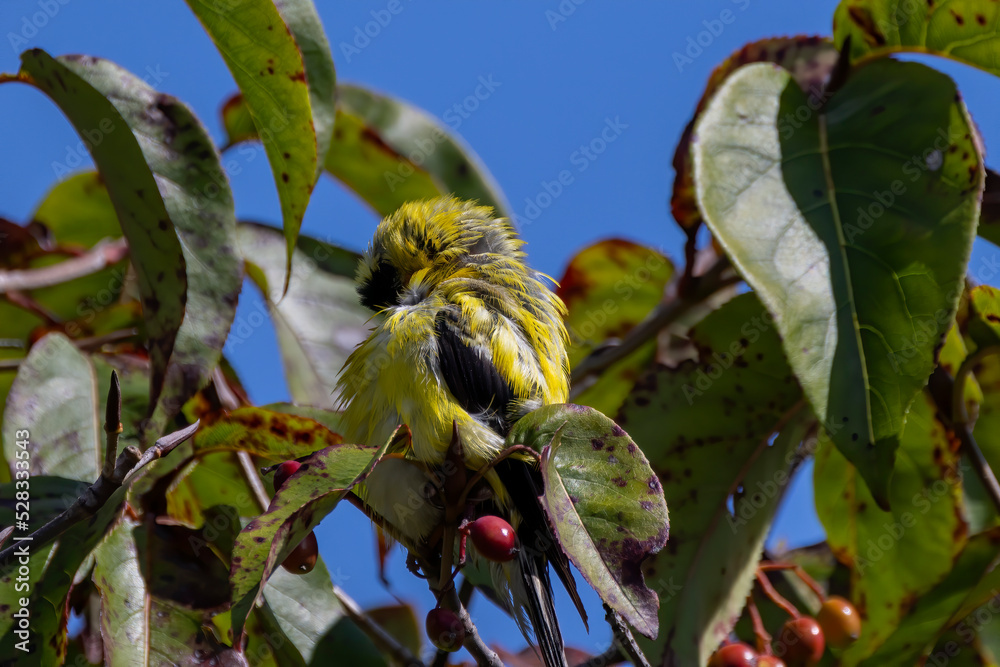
[356,197,524,312]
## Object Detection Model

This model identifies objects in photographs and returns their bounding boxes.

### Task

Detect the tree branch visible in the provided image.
[103,370,122,478]
[569,256,739,389]
[0,237,129,293]
[0,420,199,568]
[440,583,503,667]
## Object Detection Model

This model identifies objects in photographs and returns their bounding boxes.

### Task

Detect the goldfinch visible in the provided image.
[338,197,584,667]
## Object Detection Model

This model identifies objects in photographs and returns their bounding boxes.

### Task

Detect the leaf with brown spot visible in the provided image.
[186,0,320,278]
[967,286,1000,351]
[616,293,806,665]
[92,519,232,665]
[507,404,668,638]
[191,406,341,463]
[558,240,673,416]
[815,391,967,664]
[857,527,1000,665]
[16,50,187,422]
[1,334,101,482]
[332,84,510,216]
[228,427,402,640]
[46,55,242,444]
[835,0,1000,78]
[694,58,982,507]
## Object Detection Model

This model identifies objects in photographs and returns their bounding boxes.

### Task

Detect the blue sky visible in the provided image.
[3,0,1000,659]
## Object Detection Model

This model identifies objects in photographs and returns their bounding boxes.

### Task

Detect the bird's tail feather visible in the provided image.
[514,548,568,667]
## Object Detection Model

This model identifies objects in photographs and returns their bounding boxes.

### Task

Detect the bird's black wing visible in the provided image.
[434,308,515,434]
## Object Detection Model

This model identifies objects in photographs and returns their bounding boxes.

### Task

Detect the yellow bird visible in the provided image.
[338,197,584,667]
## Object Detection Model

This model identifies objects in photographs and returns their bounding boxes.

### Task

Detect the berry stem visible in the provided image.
[746,593,772,654]
[759,561,827,600]
[756,570,800,619]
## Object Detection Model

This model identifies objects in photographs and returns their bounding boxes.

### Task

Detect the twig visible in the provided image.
[746,594,771,654]
[103,371,122,478]
[4,290,61,323]
[758,562,826,600]
[0,237,129,293]
[331,584,425,667]
[0,329,140,372]
[600,604,647,667]
[440,583,503,667]
[569,256,740,386]
[951,345,1000,425]
[0,420,198,568]
[755,570,800,619]
[930,366,1000,516]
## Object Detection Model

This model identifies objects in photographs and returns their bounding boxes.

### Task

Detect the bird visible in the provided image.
[337,196,585,667]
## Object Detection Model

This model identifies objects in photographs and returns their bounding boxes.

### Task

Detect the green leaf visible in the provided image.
[262,558,346,663]
[238,223,370,408]
[834,0,1000,77]
[815,391,967,665]
[693,59,982,507]
[507,404,669,638]
[0,476,89,529]
[229,438,391,639]
[320,104,443,215]
[17,49,187,420]
[332,84,511,216]
[0,425,196,661]
[616,292,805,665]
[558,240,673,416]
[967,286,1000,351]
[191,406,342,463]
[165,451,261,525]
[51,55,242,443]
[857,528,1000,666]
[32,171,120,248]
[2,334,100,483]
[92,520,232,665]
[186,0,319,272]
[0,543,59,660]
[274,0,336,179]
[310,617,386,667]
[671,36,840,231]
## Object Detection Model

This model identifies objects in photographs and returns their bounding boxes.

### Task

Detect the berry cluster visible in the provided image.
[708,562,861,666]
[425,514,518,652]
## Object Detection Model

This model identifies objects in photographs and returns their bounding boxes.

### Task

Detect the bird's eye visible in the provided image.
[358,260,404,311]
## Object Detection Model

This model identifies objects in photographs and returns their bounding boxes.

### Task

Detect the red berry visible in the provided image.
[281,531,318,574]
[817,596,861,648]
[425,607,464,652]
[775,617,825,665]
[708,642,757,667]
[757,656,786,667]
[274,461,302,490]
[469,515,517,562]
